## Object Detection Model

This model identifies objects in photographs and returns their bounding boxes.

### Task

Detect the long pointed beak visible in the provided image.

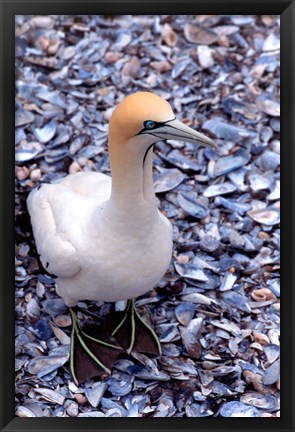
[150,118,217,149]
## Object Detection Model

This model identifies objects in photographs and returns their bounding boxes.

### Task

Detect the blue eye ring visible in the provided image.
[144,120,156,130]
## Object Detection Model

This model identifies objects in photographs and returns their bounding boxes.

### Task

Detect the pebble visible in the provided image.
[197,45,214,69]
[69,161,82,174]
[15,166,30,181]
[30,16,54,29]
[66,402,79,417]
[75,394,88,405]
[30,168,42,182]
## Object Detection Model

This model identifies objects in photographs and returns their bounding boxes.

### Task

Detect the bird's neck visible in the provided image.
[108,141,157,212]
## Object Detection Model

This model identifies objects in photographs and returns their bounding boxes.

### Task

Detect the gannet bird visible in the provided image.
[27,92,216,384]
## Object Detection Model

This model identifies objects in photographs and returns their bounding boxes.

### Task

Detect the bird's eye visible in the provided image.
[144,120,156,130]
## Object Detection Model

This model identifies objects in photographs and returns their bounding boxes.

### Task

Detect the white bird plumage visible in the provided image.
[27,170,173,306]
[27,92,216,383]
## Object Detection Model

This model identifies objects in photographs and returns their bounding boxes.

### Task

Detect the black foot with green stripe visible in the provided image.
[111,298,162,356]
[69,307,122,385]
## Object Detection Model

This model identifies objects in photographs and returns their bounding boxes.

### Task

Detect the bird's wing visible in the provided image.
[58,172,111,200]
[27,185,81,278]
[158,209,173,235]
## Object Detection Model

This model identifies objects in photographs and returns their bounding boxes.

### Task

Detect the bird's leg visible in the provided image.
[111,300,132,338]
[69,307,121,385]
[111,298,162,355]
[132,299,162,355]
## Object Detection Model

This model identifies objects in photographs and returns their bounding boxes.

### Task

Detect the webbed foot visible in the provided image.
[110,298,162,356]
[69,307,122,385]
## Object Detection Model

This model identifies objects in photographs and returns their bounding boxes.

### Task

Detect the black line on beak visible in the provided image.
[149,130,199,143]
[163,124,212,146]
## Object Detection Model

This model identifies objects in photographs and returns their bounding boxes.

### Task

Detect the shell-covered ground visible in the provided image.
[15,15,280,418]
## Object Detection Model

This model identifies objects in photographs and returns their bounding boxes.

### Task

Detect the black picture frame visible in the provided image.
[1,1,294,431]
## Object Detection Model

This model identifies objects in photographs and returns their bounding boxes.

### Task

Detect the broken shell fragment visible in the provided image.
[240,391,278,411]
[175,303,196,326]
[247,207,280,226]
[262,360,280,385]
[175,262,209,282]
[220,401,260,417]
[34,388,65,405]
[219,272,237,292]
[15,109,35,127]
[203,182,237,197]
[33,120,57,144]
[202,120,255,144]
[256,95,280,117]
[15,148,40,164]
[180,292,211,306]
[184,23,218,45]
[213,149,251,177]
[178,192,209,219]
[154,168,186,193]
